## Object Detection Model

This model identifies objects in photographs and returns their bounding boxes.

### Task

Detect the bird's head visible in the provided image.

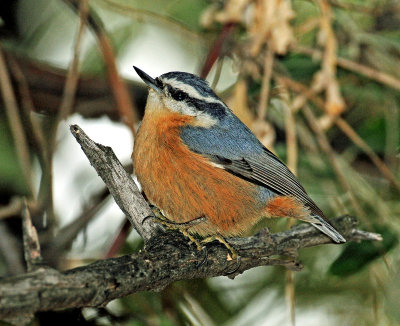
[133,66,229,128]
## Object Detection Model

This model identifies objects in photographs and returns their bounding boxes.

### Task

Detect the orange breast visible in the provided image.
[133,110,264,237]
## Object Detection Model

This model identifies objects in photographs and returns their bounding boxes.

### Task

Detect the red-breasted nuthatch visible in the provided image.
[132,66,346,253]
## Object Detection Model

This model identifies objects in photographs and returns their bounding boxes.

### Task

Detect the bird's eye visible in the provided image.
[171,90,187,101]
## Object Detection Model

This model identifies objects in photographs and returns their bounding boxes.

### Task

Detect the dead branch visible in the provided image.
[0,215,381,324]
[69,125,158,242]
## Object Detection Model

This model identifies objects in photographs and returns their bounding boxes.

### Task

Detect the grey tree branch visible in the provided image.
[0,124,382,325]
[69,124,158,241]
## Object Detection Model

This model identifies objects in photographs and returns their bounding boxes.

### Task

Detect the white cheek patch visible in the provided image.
[162,97,193,115]
[192,113,218,128]
[146,90,162,108]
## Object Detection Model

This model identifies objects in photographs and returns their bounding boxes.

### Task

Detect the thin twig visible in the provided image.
[105,219,132,258]
[257,47,274,120]
[280,82,298,326]
[0,223,25,276]
[58,0,89,120]
[327,0,377,14]
[38,0,89,224]
[280,83,298,175]
[0,44,33,195]
[69,124,158,241]
[295,16,319,36]
[286,269,296,326]
[0,198,23,220]
[316,0,345,115]
[6,54,48,171]
[383,103,399,173]
[35,0,90,220]
[64,0,139,134]
[6,46,52,223]
[279,76,400,192]
[48,191,110,256]
[296,46,400,91]
[0,198,38,221]
[200,22,236,79]
[97,32,138,133]
[335,118,400,192]
[302,105,366,218]
[97,0,205,43]
[22,198,42,272]
[211,58,224,89]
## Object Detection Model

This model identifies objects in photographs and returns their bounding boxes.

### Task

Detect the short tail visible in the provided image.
[309,214,346,243]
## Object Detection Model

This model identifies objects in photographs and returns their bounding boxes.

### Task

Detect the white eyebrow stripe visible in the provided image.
[160,78,226,106]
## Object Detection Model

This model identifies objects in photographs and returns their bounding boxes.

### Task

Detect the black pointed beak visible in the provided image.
[133,66,162,93]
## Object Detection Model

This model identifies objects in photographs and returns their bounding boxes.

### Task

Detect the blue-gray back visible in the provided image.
[180,111,325,217]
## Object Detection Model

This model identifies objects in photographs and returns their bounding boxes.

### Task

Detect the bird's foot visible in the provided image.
[201,235,241,275]
[145,207,208,264]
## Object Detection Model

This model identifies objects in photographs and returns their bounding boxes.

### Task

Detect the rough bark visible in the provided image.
[0,216,381,325]
[69,124,159,241]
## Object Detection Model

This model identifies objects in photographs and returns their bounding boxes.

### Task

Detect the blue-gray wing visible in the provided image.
[180,114,325,217]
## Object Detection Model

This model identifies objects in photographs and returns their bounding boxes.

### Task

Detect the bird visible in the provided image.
[132,66,346,257]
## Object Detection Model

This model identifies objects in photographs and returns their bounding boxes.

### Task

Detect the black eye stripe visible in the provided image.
[165,84,226,119]
[167,85,188,101]
[186,97,226,118]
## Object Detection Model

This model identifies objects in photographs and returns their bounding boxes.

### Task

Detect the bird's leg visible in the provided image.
[146,209,239,272]
[163,218,208,267]
[146,206,207,257]
[201,234,237,259]
[147,205,169,223]
[201,234,241,274]
[149,206,205,230]
[142,205,168,225]
[146,205,203,228]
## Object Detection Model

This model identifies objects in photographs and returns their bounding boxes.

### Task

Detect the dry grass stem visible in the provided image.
[281,82,298,326]
[257,47,274,120]
[302,105,366,218]
[285,269,296,326]
[98,0,205,42]
[69,0,139,134]
[280,76,400,191]
[314,0,345,115]
[296,46,400,91]
[0,198,23,220]
[58,0,89,120]
[281,83,298,175]
[336,118,400,192]
[97,33,138,134]
[6,56,48,170]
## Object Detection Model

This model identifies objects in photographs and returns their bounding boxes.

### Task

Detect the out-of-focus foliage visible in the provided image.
[329,225,398,277]
[0,0,399,325]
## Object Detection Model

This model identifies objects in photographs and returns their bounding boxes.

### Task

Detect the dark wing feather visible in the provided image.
[210,147,325,218]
